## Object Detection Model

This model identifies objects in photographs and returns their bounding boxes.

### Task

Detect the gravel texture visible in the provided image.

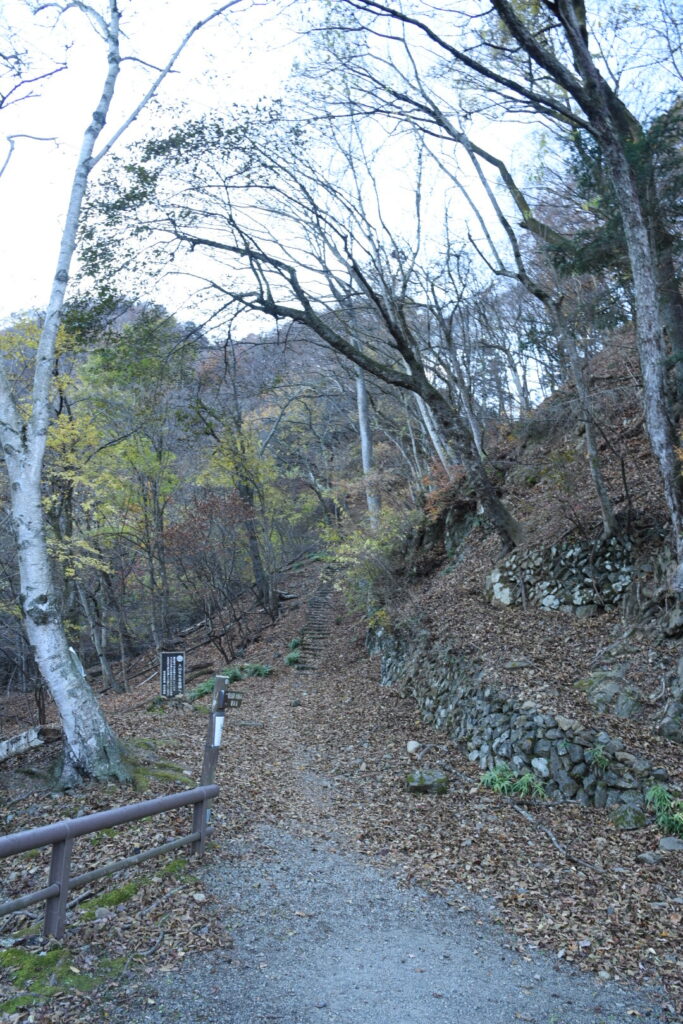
[110,826,668,1024]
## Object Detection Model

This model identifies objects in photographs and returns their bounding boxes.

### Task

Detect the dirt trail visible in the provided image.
[104,579,673,1023]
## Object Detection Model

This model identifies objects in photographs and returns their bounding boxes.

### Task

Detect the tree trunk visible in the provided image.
[599,133,683,584]
[237,482,279,620]
[430,392,523,550]
[11,469,129,785]
[356,366,381,528]
[655,234,683,409]
[415,395,454,478]
[76,583,120,693]
[547,306,618,538]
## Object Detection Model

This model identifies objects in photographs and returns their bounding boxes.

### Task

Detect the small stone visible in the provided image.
[659,836,683,852]
[406,740,421,755]
[531,757,550,778]
[613,751,637,767]
[637,851,664,865]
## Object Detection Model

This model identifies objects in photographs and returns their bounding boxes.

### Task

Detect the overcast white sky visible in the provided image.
[0,0,300,322]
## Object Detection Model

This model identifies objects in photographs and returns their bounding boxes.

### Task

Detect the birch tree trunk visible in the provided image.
[356,366,381,528]
[7,454,129,785]
[414,395,454,478]
[0,0,242,783]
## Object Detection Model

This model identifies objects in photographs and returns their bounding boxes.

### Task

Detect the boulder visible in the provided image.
[531,757,550,778]
[664,605,683,638]
[405,768,449,795]
[609,805,649,830]
[582,670,644,719]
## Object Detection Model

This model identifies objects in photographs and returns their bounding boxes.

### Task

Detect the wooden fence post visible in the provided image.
[44,837,74,939]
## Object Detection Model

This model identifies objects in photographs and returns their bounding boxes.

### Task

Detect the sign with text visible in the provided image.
[160,651,185,697]
[225,690,243,708]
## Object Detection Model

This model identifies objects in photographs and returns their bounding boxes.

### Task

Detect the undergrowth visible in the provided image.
[646,784,683,837]
[187,663,271,701]
[481,763,547,801]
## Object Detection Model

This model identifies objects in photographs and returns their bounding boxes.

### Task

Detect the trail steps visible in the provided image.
[296,568,337,672]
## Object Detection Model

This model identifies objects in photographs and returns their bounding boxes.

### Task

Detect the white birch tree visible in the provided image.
[0,0,244,785]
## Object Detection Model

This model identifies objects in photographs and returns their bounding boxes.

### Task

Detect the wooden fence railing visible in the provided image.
[0,784,218,939]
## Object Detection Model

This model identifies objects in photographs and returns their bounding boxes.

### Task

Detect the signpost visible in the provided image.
[160,651,185,697]
[200,676,244,789]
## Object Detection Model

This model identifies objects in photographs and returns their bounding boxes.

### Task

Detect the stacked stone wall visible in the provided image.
[486,535,633,615]
[374,624,666,820]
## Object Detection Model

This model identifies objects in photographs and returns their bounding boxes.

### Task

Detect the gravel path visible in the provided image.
[114,825,667,1024]
[101,577,673,1023]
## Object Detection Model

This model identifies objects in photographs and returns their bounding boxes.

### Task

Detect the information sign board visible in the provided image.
[225,690,243,708]
[160,651,185,697]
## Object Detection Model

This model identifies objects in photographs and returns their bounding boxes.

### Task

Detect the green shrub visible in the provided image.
[288,637,302,651]
[481,763,546,800]
[186,679,216,701]
[220,666,245,684]
[240,662,271,677]
[587,744,611,774]
[187,663,270,702]
[481,763,516,795]
[512,772,547,801]
[284,649,301,666]
[646,784,683,837]
[322,508,420,612]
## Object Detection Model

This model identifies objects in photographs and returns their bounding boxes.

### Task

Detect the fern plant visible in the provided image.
[481,763,547,800]
[481,763,516,795]
[646,784,683,837]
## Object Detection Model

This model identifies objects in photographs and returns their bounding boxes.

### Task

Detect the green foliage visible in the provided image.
[288,636,302,651]
[186,679,216,701]
[587,745,611,774]
[511,772,547,801]
[323,507,420,612]
[0,946,125,1013]
[284,649,301,666]
[220,666,244,684]
[159,856,190,877]
[80,878,146,919]
[131,760,189,791]
[481,763,516,795]
[239,662,272,677]
[646,784,683,837]
[187,663,269,701]
[367,607,392,631]
[481,763,547,800]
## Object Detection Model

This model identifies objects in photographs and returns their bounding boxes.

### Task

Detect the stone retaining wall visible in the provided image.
[486,535,633,615]
[373,623,666,822]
